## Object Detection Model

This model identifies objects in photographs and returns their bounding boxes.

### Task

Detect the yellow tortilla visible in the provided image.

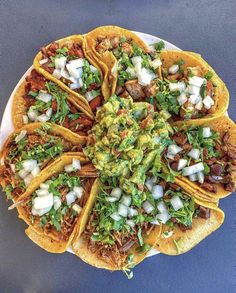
[174,116,236,200]
[72,179,162,271]
[33,35,110,117]
[12,75,95,129]
[160,50,229,121]
[16,154,97,253]
[85,26,149,97]
[156,197,224,255]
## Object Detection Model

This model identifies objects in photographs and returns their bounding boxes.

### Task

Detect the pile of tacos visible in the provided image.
[0,26,234,277]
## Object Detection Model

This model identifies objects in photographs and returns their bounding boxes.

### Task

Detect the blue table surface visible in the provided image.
[0,0,235,292]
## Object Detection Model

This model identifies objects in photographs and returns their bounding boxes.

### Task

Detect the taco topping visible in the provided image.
[22,70,93,135]
[0,125,81,200]
[164,126,236,193]
[152,60,216,121]
[22,165,95,241]
[40,42,102,110]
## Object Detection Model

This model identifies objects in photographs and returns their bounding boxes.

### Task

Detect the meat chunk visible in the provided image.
[125,80,145,100]
[224,181,235,192]
[121,42,133,55]
[170,162,178,171]
[143,83,157,97]
[171,132,187,146]
[225,143,236,159]
[200,182,217,193]
[223,132,230,144]
[210,164,223,176]
[178,223,192,232]
[198,206,211,219]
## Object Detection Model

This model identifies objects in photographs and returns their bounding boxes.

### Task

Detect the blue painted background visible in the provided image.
[0,1,235,292]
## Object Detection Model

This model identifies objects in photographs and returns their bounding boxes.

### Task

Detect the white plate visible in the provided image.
[0,32,181,257]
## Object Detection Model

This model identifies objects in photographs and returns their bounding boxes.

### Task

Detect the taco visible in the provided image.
[0,123,86,201]
[85,26,162,97]
[15,155,97,253]
[152,181,224,255]
[72,178,162,273]
[153,50,229,122]
[12,69,94,135]
[162,116,236,200]
[33,35,110,114]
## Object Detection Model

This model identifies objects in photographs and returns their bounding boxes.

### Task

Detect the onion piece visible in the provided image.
[34,193,53,210]
[177,158,188,171]
[189,94,201,105]
[73,186,83,199]
[39,58,48,65]
[27,109,38,121]
[69,82,80,90]
[188,148,200,160]
[37,92,52,103]
[157,201,167,213]
[90,65,98,73]
[120,195,131,207]
[72,204,82,214]
[53,196,61,211]
[10,164,16,173]
[152,185,164,199]
[46,108,52,118]
[106,197,119,202]
[31,165,40,177]
[189,173,198,182]
[186,85,200,95]
[168,144,183,156]
[69,58,84,68]
[145,177,154,191]
[22,160,37,172]
[177,92,188,105]
[212,175,223,181]
[188,76,205,87]
[32,206,51,216]
[52,69,62,79]
[202,127,212,138]
[15,130,27,143]
[85,91,98,102]
[195,100,203,110]
[118,204,128,217]
[110,212,121,221]
[142,201,154,214]
[197,171,205,184]
[72,158,81,170]
[131,56,142,69]
[168,64,179,74]
[64,164,74,173]
[37,114,50,122]
[66,191,76,205]
[169,81,186,92]
[36,188,49,197]
[128,207,138,218]
[155,211,171,224]
[111,188,122,199]
[170,195,183,211]
[126,67,137,78]
[55,56,67,70]
[151,58,162,69]
[40,183,50,190]
[18,169,29,179]
[203,95,214,109]
[137,68,156,86]
[22,115,29,124]
[61,68,70,79]
[126,219,135,228]
[182,162,204,176]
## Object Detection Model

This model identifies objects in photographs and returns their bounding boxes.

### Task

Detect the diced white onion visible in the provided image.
[15,130,27,143]
[126,219,135,228]
[178,158,188,171]
[152,185,164,199]
[31,165,40,177]
[106,197,119,202]
[169,82,186,92]
[64,164,74,173]
[195,100,203,110]
[126,67,137,78]
[188,148,200,160]
[37,92,52,103]
[27,109,38,121]
[118,204,128,217]
[151,58,162,69]
[145,178,154,191]
[155,211,171,224]
[202,127,212,138]
[34,193,53,210]
[18,169,29,179]
[157,201,167,213]
[131,56,142,69]
[182,162,204,176]
[22,160,38,172]
[36,188,49,197]
[37,114,50,122]
[186,85,200,95]
[197,171,205,184]
[40,183,50,190]
[52,68,62,79]
[212,175,223,181]
[177,92,188,105]
[137,68,156,86]
[72,158,81,170]
[142,201,154,214]
[85,91,98,102]
[189,173,198,182]
[73,186,83,199]
[90,65,98,73]
[69,58,84,68]
[32,206,51,216]
[66,191,76,205]
[39,58,48,65]
[110,212,122,221]
[189,94,201,105]
[72,204,82,214]
[170,195,183,211]
[55,56,67,70]
[168,144,183,156]
[168,64,179,74]
[46,108,52,118]
[120,195,132,207]
[53,196,61,211]
[61,68,70,79]
[111,188,122,199]
[22,115,29,124]
[203,95,214,109]
[128,207,138,218]
[69,82,80,90]
[188,76,205,87]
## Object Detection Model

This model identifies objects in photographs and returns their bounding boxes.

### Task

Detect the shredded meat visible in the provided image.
[171,132,187,146]
[198,206,211,219]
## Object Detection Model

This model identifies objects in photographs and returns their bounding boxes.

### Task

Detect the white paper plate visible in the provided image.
[0,31,181,257]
